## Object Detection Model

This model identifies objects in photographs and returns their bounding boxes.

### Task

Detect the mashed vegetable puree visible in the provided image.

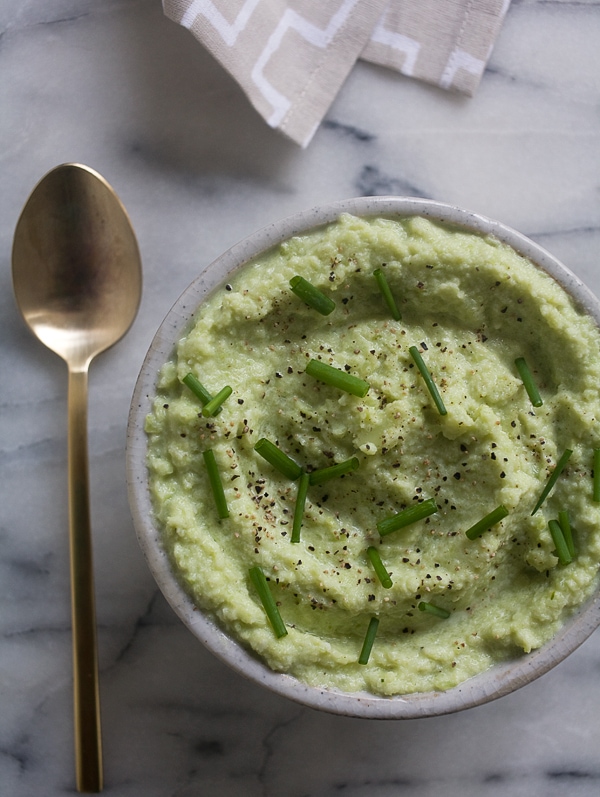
[145,214,600,695]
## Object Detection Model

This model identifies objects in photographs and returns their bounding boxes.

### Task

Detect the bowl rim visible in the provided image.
[126,195,600,719]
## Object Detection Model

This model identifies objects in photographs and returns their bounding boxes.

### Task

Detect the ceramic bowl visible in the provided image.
[126,196,600,719]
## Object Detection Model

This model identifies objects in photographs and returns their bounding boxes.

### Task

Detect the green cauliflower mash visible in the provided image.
[145,214,600,695]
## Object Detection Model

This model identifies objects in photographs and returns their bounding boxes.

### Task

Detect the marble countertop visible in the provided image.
[2,0,600,794]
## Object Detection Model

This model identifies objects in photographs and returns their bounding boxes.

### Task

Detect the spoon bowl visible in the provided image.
[12,163,142,792]
[12,163,141,368]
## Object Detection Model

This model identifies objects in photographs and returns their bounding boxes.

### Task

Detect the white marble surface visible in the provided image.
[2,0,600,794]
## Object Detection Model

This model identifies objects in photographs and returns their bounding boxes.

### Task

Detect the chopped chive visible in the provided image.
[202,385,232,417]
[465,505,509,540]
[305,359,370,398]
[289,275,335,315]
[515,357,543,407]
[358,617,379,665]
[373,268,401,321]
[254,438,303,481]
[367,546,393,589]
[558,510,575,558]
[418,601,450,619]
[409,346,447,415]
[291,472,310,544]
[308,456,359,486]
[377,497,438,537]
[548,519,572,566]
[531,448,573,515]
[202,449,229,519]
[182,372,221,414]
[593,449,600,502]
[249,566,288,638]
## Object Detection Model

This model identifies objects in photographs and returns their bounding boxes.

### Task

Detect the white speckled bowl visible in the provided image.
[126,197,600,719]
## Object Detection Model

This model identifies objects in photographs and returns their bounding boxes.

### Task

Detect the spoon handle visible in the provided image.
[68,366,103,793]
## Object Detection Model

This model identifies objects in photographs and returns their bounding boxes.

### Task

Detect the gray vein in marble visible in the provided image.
[142,696,258,724]
[526,225,600,239]
[3,622,71,642]
[0,737,28,778]
[111,589,165,666]
[320,766,600,796]
[1,0,136,34]
[546,769,599,781]
[33,12,90,28]
[2,419,127,466]
[355,165,431,199]
[322,120,376,143]
[257,708,304,796]
[3,551,52,583]
[3,436,65,464]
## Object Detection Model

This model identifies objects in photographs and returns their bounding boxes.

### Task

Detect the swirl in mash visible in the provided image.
[146,214,600,695]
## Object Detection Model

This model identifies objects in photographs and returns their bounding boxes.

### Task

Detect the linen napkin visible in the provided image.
[163,0,511,147]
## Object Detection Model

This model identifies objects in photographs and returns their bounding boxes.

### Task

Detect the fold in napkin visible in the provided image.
[163,0,511,147]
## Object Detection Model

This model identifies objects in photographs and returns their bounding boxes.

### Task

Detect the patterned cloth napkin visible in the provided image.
[163,0,511,147]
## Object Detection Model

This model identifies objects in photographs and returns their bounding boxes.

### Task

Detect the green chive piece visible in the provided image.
[289,275,335,315]
[409,346,447,415]
[377,497,438,537]
[367,546,393,589]
[418,601,450,619]
[254,438,303,481]
[593,448,600,502]
[305,359,370,398]
[358,617,379,665]
[465,505,509,540]
[308,457,360,486]
[202,449,229,519]
[515,357,543,407]
[373,268,401,321]
[548,519,572,566]
[531,448,573,515]
[249,566,288,638]
[202,385,232,417]
[182,372,222,414]
[558,510,575,559]
[291,472,310,544]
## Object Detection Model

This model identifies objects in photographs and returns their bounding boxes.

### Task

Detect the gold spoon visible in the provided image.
[12,164,142,793]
